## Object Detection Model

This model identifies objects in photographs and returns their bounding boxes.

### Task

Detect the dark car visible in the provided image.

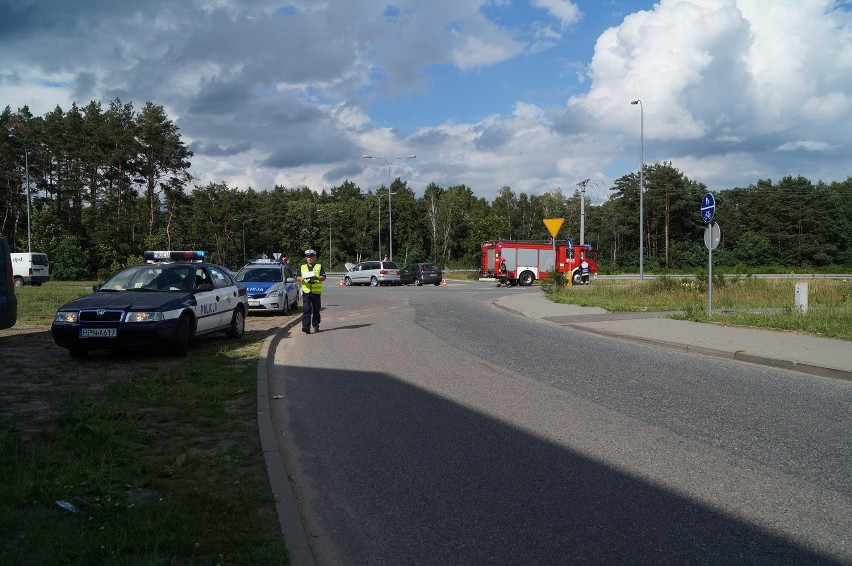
[401,262,443,286]
[51,251,248,357]
[0,237,16,329]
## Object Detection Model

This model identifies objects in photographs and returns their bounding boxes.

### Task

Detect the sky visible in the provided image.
[2,0,851,204]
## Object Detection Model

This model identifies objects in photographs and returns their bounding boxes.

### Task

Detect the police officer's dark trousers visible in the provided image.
[302,292,321,330]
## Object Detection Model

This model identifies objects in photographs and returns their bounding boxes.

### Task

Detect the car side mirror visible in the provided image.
[286,277,296,283]
[195,283,214,293]
[93,284,102,291]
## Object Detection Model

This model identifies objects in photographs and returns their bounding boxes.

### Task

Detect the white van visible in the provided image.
[11,252,51,287]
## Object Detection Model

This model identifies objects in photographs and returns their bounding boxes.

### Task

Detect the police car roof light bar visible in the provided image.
[144,250,207,262]
[246,258,282,265]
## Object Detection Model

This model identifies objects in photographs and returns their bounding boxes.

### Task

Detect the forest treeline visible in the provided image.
[2,100,851,279]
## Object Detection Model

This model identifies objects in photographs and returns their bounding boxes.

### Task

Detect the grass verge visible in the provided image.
[1,284,288,564]
[546,276,852,341]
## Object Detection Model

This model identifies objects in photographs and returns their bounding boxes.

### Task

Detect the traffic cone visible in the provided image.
[441,279,447,287]
[339,278,344,287]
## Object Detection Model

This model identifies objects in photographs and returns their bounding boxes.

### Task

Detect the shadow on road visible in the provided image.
[276,365,840,565]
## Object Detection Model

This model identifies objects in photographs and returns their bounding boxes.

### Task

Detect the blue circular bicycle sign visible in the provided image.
[701,192,716,223]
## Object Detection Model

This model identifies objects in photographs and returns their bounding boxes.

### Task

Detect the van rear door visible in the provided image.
[31,253,50,285]
[0,238,17,329]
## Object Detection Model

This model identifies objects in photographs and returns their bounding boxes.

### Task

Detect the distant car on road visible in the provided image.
[51,250,248,357]
[401,262,443,286]
[343,260,401,286]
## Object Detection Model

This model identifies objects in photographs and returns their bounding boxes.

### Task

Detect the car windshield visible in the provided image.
[101,264,193,292]
[237,267,282,283]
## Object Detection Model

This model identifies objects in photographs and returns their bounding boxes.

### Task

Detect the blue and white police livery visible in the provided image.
[51,251,248,357]
[235,258,300,314]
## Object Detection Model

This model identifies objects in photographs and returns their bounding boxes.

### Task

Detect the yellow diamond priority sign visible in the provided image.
[543,218,564,238]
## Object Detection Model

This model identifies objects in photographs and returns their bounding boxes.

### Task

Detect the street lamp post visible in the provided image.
[242,220,247,265]
[378,195,381,259]
[631,99,644,280]
[328,210,342,271]
[363,155,416,261]
[8,135,32,253]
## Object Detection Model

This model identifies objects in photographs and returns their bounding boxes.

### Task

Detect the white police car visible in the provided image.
[235,258,300,314]
[51,251,248,357]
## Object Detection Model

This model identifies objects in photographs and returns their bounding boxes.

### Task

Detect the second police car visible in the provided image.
[51,251,248,357]
[235,258,301,314]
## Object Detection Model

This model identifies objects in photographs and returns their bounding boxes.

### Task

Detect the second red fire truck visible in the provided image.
[481,240,597,286]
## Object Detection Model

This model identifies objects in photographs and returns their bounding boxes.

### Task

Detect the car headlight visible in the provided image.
[125,312,165,323]
[267,289,282,297]
[54,311,79,323]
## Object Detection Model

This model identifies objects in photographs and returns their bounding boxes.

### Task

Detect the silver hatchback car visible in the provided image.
[343,260,401,286]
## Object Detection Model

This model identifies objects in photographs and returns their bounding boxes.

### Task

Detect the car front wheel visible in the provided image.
[226,307,245,339]
[171,315,192,356]
[344,276,352,286]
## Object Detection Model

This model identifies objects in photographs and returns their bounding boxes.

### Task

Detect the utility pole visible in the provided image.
[577,179,589,246]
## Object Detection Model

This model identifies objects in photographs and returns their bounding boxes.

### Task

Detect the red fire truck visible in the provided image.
[481,240,597,286]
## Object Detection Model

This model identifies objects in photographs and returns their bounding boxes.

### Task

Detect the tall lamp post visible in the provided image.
[631,99,644,280]
[8,134,32,253]
[328,210,342,271]
[242,220,248,265]
[363,154,416,261]
[377,195,381,259]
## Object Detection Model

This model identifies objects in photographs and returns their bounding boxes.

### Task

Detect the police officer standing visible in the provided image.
[296,249,326,334]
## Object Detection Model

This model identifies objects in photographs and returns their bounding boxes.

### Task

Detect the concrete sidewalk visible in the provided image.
[494,292,852,381]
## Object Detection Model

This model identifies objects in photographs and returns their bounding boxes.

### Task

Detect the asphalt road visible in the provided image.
[269,281,851,565]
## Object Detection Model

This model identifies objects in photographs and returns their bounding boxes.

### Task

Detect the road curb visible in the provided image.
[256,316,317,566]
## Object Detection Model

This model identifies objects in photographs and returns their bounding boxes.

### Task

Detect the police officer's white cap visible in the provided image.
[304,249,317,256]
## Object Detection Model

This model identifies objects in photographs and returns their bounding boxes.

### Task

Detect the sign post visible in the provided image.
[543,218,566,284]
[701,193,717,316]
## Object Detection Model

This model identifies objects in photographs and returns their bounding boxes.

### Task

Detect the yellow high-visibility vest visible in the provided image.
[300,263,323,294]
